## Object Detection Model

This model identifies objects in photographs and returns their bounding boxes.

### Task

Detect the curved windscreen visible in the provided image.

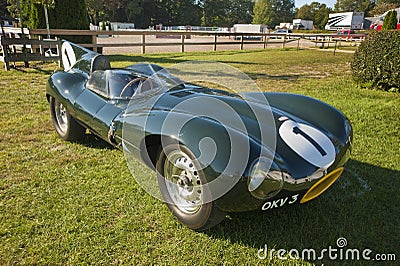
[87,69,163,99]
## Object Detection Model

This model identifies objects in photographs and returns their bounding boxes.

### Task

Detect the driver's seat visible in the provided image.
[90,54,111,75]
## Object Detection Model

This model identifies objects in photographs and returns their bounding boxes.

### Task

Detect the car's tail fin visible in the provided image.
[61,41,98,74]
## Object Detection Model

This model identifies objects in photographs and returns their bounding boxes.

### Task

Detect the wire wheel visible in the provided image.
[50,96,85,141]
[157,144,226,231]
[163,149,203,214]
[54,99,69,134]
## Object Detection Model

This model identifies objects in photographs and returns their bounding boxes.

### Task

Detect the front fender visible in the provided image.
[261,92,352,144]
[136,111,262,181]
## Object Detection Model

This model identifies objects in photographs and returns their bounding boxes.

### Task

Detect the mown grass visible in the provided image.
[1,48,399,265]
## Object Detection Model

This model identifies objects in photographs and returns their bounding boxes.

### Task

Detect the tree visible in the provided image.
[296,2,332,29]
[137,0,157,28]
[28,2,45,28]
[382,10,398,30]
[6,0,26,22]
[153,0,201,26]
[314,4,332,29]
[226,0,254,25]
[175,0,202,25]
[199,0,254,27]
[1,0,11,18]
[253,0,295,28]
[253,0,274,26]
[6,0,20,19]
[52,0,89,30]
[103,0,123,22]
[377,0,400,4]
[277,0,295,23]
[200,0,230,27]
[124,0,143,23]
[86,0,108,25]
[7,0,89,29]
[334,0,375,16]
[296,4,313,20]
[370,2,398,16]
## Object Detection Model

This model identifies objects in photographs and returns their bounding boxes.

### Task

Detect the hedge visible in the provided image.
[351,30,400,92]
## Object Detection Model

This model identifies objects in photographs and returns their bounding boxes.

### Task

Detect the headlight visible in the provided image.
[248,157,283,200]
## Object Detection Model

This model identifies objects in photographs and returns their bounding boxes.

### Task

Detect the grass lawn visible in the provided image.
[1,48,399,265]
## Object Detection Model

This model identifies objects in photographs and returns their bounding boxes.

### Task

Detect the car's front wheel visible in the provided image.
[157,144,226,231]
[49,96,85,141]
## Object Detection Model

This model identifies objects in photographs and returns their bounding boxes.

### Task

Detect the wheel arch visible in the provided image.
[139,115,261,181]
[46,71,86,104]
[139,134,178,171]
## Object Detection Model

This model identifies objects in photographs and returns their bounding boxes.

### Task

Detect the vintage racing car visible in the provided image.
[46,42,353,231]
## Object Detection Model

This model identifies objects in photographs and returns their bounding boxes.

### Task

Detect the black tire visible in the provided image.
[156,144,226,231]
[49,96,85,141]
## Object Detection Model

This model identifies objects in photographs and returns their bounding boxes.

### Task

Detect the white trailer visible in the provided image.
[325,12,364,30]
[292,19,313,30]
[234,24,268,34]
[233,24,268,40]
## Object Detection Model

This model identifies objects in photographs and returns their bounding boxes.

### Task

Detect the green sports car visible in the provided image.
[47,41,353,231]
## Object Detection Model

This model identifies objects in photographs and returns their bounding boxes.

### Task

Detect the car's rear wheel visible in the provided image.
[156,144,226,231]
[50,96,85,141]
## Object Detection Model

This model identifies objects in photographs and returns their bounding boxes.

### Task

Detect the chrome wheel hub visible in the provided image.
[164,150,203,214]
[55,101,68,133]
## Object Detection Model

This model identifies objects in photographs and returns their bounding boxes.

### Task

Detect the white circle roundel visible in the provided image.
[61,42,76,71]
[279,120,335,169]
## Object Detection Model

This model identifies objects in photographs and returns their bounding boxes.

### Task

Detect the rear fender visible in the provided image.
[46,71,86,112]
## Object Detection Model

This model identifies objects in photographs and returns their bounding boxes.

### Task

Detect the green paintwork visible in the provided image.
[47,42,353,213]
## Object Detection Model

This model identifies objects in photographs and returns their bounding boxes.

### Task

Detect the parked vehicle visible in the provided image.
[325,12,364,30]
[272,29,292,34]
[332,29,366,40]
[47,41,353,231]
[233,24,268,40]
[291,19,313,30]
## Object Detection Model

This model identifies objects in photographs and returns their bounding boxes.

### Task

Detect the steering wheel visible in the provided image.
[119,77,153,98]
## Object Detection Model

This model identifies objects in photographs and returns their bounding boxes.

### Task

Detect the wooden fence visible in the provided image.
[0,28,366,70]
[29,29,309,54]
[0,35,61,70]
[28,29,366,54]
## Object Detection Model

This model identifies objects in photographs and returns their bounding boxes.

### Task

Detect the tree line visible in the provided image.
[3,0,400,30]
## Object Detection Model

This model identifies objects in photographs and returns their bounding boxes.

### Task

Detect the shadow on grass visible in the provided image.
[3,62,57,74]
[107,50,278,68]
[74,133,115,150]
[249,73,303,81]
[206,159,399,264]
[108,54,186,66]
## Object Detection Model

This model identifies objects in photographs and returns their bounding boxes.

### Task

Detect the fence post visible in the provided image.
[213,35,217,51]
[56,37,61,67]
[92,34,97,53]
[39,35,44,56]
[1,36,10,70]
[181,34,185,52]
[23,42,28,67]
[240,35,244,50]
[263,34,266,49]
[334,40,338,56]
[283,35,286,48]
[141,34,146,54]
